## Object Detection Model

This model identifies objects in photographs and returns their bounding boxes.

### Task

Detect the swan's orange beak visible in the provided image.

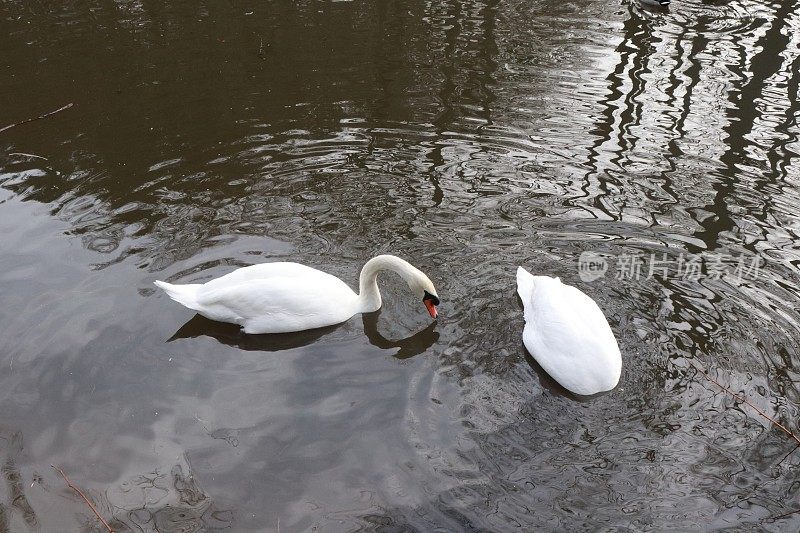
[424,299,438,319]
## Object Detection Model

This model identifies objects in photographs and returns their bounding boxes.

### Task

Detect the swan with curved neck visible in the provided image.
[155,254,440,334]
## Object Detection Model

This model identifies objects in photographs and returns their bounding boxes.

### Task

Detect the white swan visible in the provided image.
[155,255,440,334]
[517,267,621,395]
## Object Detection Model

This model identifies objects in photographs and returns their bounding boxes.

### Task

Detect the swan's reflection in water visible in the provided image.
[360,311,439,359]
[168,310,438,358]
[168,315,340,352]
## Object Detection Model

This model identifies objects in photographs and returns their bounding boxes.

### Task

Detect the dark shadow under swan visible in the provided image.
[168,309,439,358]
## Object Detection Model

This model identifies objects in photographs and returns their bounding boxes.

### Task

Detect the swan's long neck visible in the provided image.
[357,255,420,313]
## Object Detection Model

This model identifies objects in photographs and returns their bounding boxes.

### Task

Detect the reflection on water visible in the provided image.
[0,432,37,532]
[361,311,440,360]
[168,315,344,353]
[108,462,233,533]
[169,310,438,358]
[2,0,800,530]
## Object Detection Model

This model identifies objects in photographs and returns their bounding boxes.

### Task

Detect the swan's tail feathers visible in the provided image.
[516,266,536,300]
[154,280,203,311]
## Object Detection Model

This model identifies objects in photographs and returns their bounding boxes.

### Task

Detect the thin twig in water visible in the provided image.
[689,360,800,446]
[0,103,74,134]
[51,465,113,532]
[9,152,49,161]
[769,506,800,521]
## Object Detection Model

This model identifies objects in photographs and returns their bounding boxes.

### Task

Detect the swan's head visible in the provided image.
[362,254,440,318]
[422,289,440,319]
[410,273,439,319]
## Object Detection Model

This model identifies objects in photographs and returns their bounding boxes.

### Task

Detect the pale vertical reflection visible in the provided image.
[696,0,795,250]
[753,2,800,271]
[581,8,645,222]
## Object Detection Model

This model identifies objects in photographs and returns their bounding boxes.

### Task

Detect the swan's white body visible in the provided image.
[155,255,438,334]
[517,267,622,395]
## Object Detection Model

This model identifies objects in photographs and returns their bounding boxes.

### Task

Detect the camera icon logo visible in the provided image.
[578,251,608,282]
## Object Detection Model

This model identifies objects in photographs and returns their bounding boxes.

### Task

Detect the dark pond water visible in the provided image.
[2,0,800,530]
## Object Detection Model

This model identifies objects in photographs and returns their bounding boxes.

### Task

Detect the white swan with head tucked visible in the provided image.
[517,267,621,395]
[155,255,440,334]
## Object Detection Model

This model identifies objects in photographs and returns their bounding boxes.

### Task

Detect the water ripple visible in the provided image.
[2,0,800,530]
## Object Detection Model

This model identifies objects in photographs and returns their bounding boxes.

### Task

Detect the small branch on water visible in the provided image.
[0,103,74,134]
[51,465,114,533]
[688,360,800,446]
[769,506,800,521]
[9,152,49,161]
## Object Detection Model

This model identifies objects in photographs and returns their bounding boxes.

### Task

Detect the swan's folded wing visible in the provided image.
[196,277,356,325]
[200,262,331,293]
[523,282,621,394]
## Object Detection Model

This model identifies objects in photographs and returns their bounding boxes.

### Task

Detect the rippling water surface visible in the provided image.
[2,0,800,530]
